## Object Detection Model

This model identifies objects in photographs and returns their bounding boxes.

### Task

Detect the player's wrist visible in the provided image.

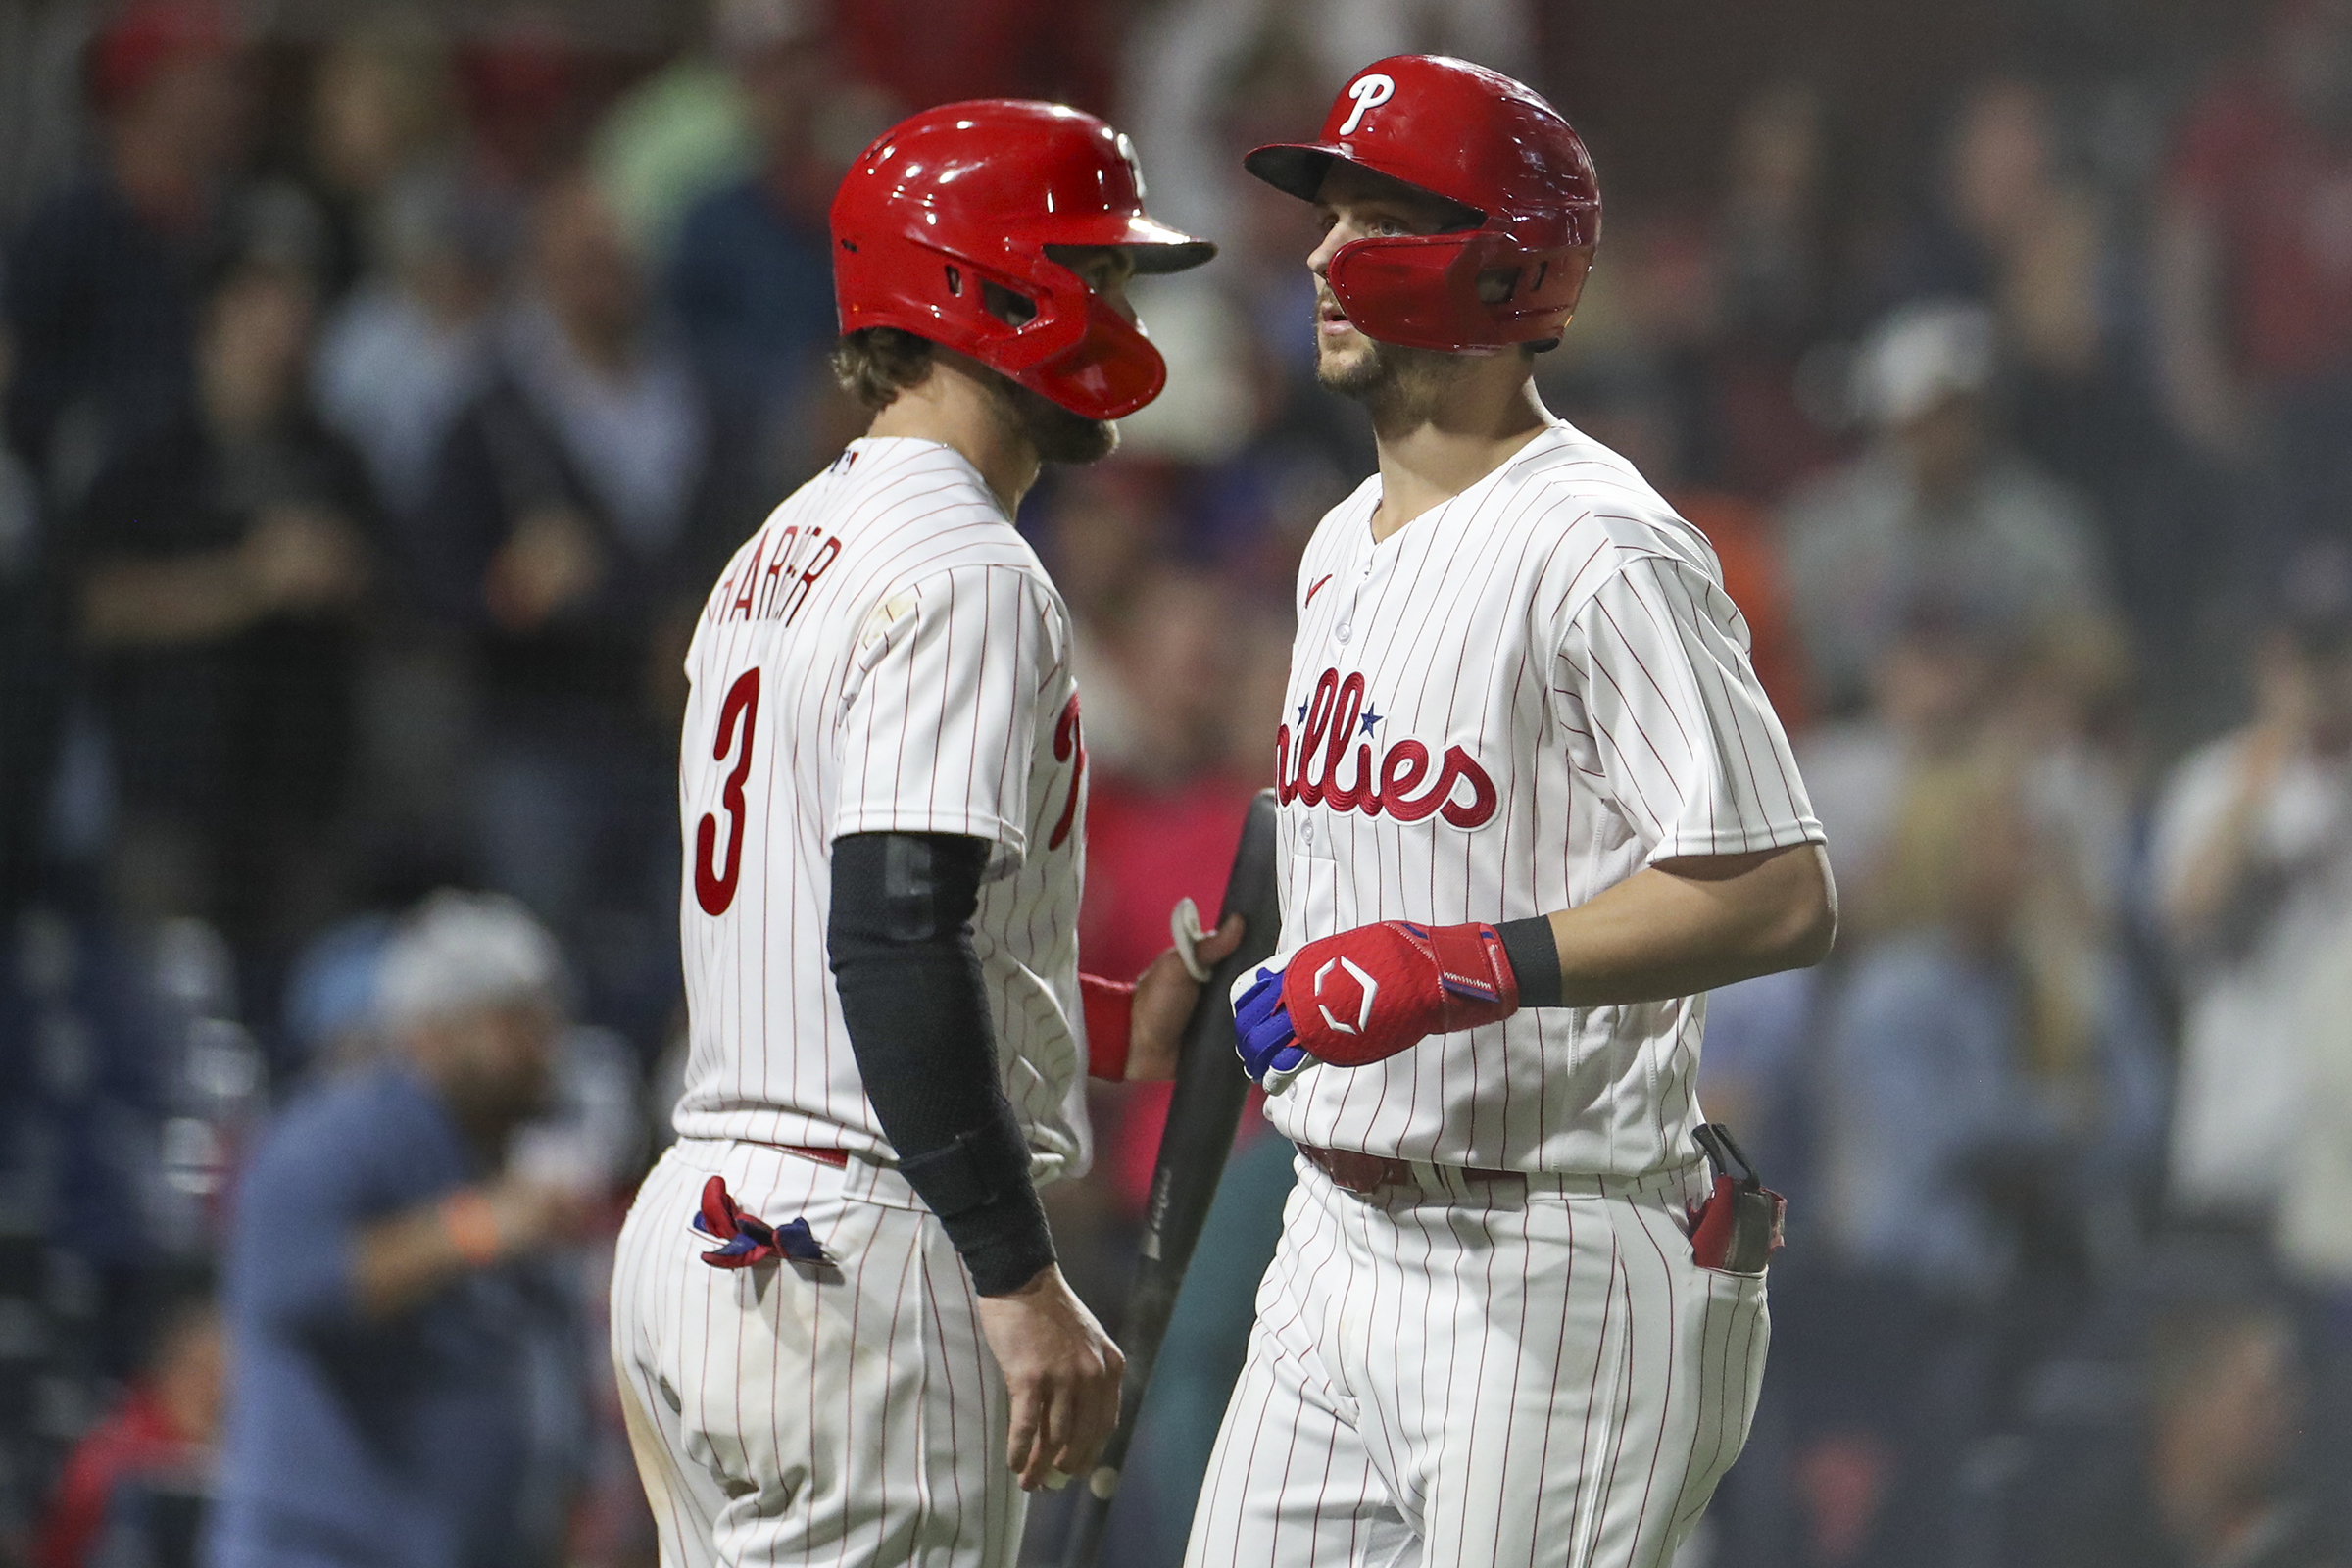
[1494,915,1562,1008]
[952,1188,1059,1297]
[1415,920,1523,1027]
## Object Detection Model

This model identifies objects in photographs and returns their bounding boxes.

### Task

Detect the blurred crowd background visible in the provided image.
[5,0,2352,1564]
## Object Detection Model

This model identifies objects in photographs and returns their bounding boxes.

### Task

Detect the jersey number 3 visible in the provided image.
[695,667,761,916]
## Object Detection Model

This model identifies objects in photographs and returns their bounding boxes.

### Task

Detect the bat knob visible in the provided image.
[1088,1465,1120,1499]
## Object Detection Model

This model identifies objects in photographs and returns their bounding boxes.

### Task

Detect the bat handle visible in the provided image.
[1061,1479,1115,1565]
[1057,789,1280,1568]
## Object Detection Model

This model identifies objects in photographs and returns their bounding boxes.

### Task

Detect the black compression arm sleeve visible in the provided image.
[827,831,1055,1296]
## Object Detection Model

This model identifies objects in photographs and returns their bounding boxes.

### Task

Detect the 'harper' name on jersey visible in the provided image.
[670,438,1093,1181]
[1267,420,1824,1178]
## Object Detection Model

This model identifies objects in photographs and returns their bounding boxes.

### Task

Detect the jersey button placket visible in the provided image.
[1333,548,1372,646]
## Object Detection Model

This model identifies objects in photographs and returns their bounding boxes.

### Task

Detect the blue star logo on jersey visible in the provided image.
[1297,700,1310,723]
[1359,706,1383,736]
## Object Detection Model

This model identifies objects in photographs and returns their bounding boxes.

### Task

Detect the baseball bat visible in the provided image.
[1059,788,1282,1568]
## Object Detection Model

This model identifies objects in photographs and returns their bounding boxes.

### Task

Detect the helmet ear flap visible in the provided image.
[1327,229,1595,351]
[1019,289,1169,417]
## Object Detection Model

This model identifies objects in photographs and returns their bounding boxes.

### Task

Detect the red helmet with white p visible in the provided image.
[829,100,1215,421]
[1245,56,1601,353]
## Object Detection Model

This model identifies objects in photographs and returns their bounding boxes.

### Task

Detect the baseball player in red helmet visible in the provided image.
[609,101,1240,1565]
[1187,58,1838,1566]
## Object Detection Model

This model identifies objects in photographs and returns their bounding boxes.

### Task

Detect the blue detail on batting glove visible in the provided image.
[694,1175,830,1268]
[1234,964,1310,1086]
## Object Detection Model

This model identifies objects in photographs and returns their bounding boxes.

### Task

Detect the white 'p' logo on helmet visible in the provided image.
[1337,74,1396,136]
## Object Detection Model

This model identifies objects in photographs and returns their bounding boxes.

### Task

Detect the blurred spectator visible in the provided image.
[3,0,247,504]
[0,907,197,1561]
[1025,463,1175,772]
[1880,81,2109,396]
[1794,644,2160,1567]
[74,247,373,951]
[1818,755,2160,1298]
[2006,612,2140,922]
[2019,1298,2339,1568]
[208,892,594,1568]
[1883,77,2208,724]
[32,1279,220,1568]
[1703,78,1847,500]
[1113,30,1314,469]
[1781,299,2108,714]
[0,312,64,910]
[448,21,585,195]
[276,911,397,1077]
[589,0,834,262]
[1078,569,1263,979]
[1076,567,1269,1196]
[417,173,748,1039]
[302,18,458,303]
[665,1,869,491]
[2155,0,2352,553]
[2152,544,2352,1226]
[2146,1303,2335,1568]
[314,172,500,522]
[1718,81,1837,359]
[1801,594,2006,926]
[1693,966,1819,1203]
[2275,883,2352,1556]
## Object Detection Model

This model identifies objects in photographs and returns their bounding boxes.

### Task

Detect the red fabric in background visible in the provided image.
[85,0,235,114]
[34,1387,201,1568]
[835,0,1115,116]
[1080,771,1267,1217]
[2174,70,2352,385]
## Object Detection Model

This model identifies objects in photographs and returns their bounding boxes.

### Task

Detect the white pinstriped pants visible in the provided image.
[611,1139,1026,1568]
[1185,1157,1768,1568]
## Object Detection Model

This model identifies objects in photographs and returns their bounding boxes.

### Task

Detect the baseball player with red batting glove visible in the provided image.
[608,102,1242,1568]
[1235,919,1524,1088]
[1187,58,1837,1568]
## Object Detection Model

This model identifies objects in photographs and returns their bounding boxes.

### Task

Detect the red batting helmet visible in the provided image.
[1245,56,1600,353]
[830,100,1216,421]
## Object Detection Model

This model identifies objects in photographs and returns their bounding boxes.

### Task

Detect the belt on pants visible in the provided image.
[746,1140,850,1169]
[1297,1142,1522,1197]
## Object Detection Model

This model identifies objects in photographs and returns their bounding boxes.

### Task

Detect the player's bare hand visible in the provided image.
[242,506,368,612]
[482,1173,597,1257]
[485,507,605,631]
[1125,909,1246,1082]
[972,1263,1125,1490]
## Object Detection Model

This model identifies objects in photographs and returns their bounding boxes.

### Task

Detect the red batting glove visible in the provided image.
[1277,920,1521,1067]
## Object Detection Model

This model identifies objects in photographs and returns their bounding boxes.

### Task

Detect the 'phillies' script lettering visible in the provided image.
[1276,669,1497,827]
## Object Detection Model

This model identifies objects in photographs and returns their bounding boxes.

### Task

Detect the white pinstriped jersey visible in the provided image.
[1266,420,1824,1177]
[670,437,1092,1183]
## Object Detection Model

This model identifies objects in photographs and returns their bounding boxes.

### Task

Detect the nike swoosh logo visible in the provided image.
[1304,574,1335,606]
